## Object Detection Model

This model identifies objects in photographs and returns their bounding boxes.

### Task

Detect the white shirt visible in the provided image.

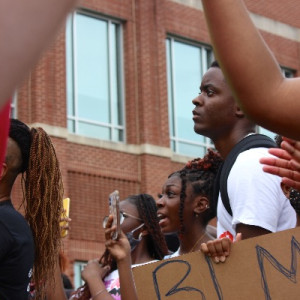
[217,147,296,240]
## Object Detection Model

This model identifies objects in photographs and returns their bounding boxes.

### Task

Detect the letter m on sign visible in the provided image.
[256,236,300,300]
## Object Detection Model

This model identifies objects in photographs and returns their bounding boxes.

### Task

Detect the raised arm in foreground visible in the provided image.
[201,0,300,140]
[0,0,78,108]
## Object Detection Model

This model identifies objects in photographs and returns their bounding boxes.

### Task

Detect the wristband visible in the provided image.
[92,288,106,299]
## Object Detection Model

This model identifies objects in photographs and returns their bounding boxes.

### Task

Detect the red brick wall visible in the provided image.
[245,0,300,27]
[12,0,300,285]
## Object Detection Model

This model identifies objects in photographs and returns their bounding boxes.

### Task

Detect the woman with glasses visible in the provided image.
[71,194,168,300]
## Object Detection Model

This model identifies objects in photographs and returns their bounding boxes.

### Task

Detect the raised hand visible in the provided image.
[104,215,131,263]
[260,137,300,191]
[200,233,242,263]
[81,259,110,282]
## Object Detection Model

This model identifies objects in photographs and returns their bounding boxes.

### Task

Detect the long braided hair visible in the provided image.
[9,119,64,299]
[169,149,223,235]
[130,194,168,260]
[76,193,168,300]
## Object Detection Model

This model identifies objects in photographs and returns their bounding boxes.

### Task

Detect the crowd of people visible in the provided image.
[1,0,300,299]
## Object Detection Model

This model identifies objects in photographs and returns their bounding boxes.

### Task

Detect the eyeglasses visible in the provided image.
[102,211,142,228]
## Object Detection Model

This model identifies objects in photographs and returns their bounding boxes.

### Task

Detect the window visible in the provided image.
[66,11,125,142]
[73,261,87,289]
[256,126,277,140]
[166,37,214,157]
[257,66,296,140]
[10,91,17,118]
[281,66,295,78]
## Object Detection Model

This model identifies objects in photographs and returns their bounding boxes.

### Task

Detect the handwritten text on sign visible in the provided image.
[133,227,300,299]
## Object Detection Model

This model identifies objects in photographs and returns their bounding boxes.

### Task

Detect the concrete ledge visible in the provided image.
[30,123,187,161]
[170,0,300,42]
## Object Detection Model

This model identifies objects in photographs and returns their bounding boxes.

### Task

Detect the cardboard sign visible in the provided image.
[133,227,300,299]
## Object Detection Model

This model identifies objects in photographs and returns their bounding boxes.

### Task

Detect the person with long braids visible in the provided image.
[71,193,168,300]
[0,118,64,300]
[157,149,223,258]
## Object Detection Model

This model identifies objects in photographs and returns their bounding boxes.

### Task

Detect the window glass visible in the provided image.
[73,261,87,289]
[10,91,17,118]
[76,14,109,123]
[166,37,213,156]
[66,12,124,142]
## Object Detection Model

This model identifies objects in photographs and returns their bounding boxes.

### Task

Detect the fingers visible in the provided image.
[268,148,292,160]
[105,225,117,241]
[262,165,300,191]
[281,138,300,154]
[89,258,100,265]
[60,216,72,222]
[291,159,300,172]
[282,177,300,192]
[105,215,114,229]
[282,136,296,145]
[260,152,296,177]
[201,238,232,263]
[200,242,209,255]
[280,139,300,169]
[102,265,111,276]
[262,165,295,179]
[81,259,103,280]
[60,216,72,238]
[235,232,242,242]
[282,141,300,165]
[260,139,300,191]
[61,223,70,231]
[260,156,291,170]
[104,215,115,240]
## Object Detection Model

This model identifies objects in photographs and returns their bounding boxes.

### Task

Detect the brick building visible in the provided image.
[11,0,300,287]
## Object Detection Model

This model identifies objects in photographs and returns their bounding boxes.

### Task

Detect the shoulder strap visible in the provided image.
[219,134,277,216]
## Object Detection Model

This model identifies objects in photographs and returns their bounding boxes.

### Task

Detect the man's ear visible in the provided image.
[235,105,245,118]
[194,196,209,215]
[0,163,8,180]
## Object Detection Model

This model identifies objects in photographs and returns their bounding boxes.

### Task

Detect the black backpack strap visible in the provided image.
[211,161,223,218]
[220,134,277,216]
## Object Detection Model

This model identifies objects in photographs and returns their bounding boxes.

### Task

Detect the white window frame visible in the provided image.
[73,261,87,289]
[10,91,17,118]
[66,10,125,142]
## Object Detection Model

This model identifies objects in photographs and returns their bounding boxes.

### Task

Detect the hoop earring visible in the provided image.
[138,232,143,241]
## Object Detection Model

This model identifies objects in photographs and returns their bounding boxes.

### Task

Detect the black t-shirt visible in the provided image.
[0,200,34,300]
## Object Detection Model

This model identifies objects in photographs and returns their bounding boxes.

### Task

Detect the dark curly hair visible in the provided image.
[169,149,223,234]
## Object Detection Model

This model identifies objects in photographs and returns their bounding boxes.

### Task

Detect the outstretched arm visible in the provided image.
[201,0,300,140]
[0,0,78,108]
[105,216,138,300]
[81,216,138,300]
[81,260,113,300]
